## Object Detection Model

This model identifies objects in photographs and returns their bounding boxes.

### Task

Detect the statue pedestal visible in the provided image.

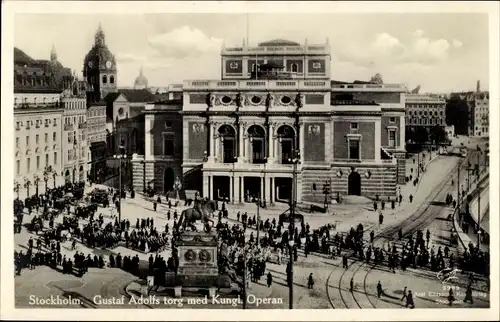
[174,230,220,290]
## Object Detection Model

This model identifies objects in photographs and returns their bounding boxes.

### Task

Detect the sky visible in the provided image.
[14,13,489,93]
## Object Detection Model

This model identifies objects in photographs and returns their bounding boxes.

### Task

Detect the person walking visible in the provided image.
[350,278,354,293]
[377,281,383,298]
[400,286,407,301]
[307,273,314,289]
[405,290,415,308]
[463,283,474,304]
[266,271,273,288]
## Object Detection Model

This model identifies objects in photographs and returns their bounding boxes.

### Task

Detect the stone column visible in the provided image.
[238,122,244,161]
[215,135,220,162]
[144,117,153,161]
[209,175,214,200]
[233,174,240,204]
[266,177,272,203]
[208,122,215,162]
[267,123,275,163]
[299,121,305,162]
[260,176,264,199]
[229,175,233,204]
[375,119,382,161]
[399,115,405,150]
[203,174,209,198]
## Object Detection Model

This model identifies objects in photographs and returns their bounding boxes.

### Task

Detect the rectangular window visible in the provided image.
[36,156,40,169]
[26,136,29,146]
[16,122,20,130]
[163,137,174,156]
[45,154,49,166]
[16,160,20,174]
[27,158,31,172]
[350,122,358,130]
[16,137,19,148]
[36,134,39,144]
[53,132,56,141]
[389,130,396,147]
[389,117,396,123]
[348,139,360,160]
[54,152,57,165]
[45,133,48,143]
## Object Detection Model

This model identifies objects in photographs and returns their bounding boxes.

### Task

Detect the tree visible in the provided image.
[414,127,429,144]
[429,125,447,144]
[445,94,470,135]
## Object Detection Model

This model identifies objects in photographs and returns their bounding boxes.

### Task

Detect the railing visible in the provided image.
[14,102,61,110]
[331,83,406,91]
[78,122,87,129]
[183,79,331,90]
[221,45,330,55]
[64,124,74,131]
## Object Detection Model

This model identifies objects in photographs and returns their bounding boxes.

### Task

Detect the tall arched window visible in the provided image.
[102,75,107,84]
[291,63,298,73]
[110,75,115,84]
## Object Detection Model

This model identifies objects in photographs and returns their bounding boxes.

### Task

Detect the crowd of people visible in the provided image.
[13,171,490,307]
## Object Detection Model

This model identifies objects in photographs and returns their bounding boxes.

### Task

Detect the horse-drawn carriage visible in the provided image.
[144,187,156,198]
[90,188,109,207]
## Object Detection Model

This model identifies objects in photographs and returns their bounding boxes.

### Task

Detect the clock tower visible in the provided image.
[83,23,117,103]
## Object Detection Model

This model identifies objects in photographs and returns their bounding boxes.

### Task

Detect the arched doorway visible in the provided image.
[164,167,175,193]
[64,169,70,183]
[218,125,236,163]
[79,166,84,182]
[247,125,266,164]
[277,125,295,164]
[348,171,361,195]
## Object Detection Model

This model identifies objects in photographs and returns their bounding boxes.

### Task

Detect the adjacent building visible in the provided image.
[61,88,88,183]
[13,46,70,191]
[132,38,406,203]
[467,90,489,138]
[405,93,446,130]
[86,104,108,182]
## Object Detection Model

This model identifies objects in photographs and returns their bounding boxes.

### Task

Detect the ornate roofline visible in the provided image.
[180,110,383,117]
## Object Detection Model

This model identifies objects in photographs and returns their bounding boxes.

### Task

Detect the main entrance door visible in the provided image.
[164,168,175,192]
[348,171,361,195]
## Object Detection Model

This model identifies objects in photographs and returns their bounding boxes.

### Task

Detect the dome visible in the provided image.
[134,67,148,89]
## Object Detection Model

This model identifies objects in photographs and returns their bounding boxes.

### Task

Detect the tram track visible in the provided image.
[326,155,469,309]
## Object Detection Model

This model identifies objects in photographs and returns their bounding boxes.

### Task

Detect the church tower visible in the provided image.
[83,23,117,103]
[50,44,57,62]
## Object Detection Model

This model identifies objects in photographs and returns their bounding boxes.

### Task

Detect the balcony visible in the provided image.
[78,122,87,129]
[64,124,74,131]
[221,44,330,56]
[183,79,330,91]
[331,83,406,92]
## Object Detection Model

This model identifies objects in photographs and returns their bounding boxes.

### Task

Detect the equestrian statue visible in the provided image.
[176,192,216,233]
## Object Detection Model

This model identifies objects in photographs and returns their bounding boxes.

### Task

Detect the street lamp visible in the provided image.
[288,148,300,310]
[14,181,21,199]
[23,177,32,198]
[43,167,51,192]
[113,144,126,223]
[33,174,40,196]
[52,171,58,188]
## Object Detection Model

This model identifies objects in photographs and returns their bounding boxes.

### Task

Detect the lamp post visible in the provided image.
[255,192,261,245]
[23,177,32,198]
[114,144,126,223]
[33,174,40,196]
[141,160,146,192]
[43,167,51,192]
[52,171,58,188]
[14,181,21,199]
[288,149,300,310]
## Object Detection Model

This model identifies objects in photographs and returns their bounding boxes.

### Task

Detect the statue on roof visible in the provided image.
[370,73,383,84]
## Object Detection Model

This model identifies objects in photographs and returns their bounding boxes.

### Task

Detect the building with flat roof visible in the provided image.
[132,38,406,203]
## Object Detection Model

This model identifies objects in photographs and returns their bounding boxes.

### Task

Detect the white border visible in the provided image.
[2,1,499,321]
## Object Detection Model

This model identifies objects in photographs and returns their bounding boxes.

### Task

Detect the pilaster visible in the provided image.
[375,118,381,161]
